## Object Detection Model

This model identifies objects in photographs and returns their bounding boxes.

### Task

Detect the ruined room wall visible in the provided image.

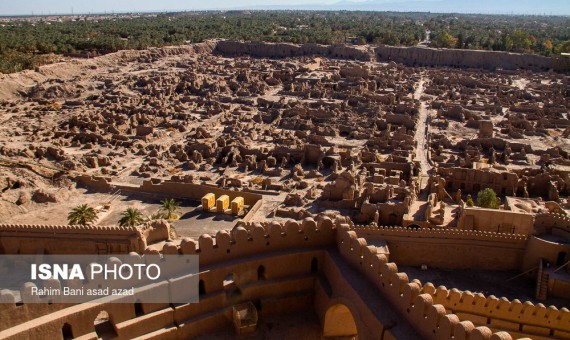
[437,167,519,196]
[458,207,534,235]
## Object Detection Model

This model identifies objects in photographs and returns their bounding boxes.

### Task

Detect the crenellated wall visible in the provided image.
[336,226,570,340]
[0,217,336,335]
[0,224,145,255]
[352,225,528,271]
[154,217,336,267]
[1,217,569,340]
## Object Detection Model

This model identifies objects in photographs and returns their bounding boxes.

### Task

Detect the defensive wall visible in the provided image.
[337,226,570,340]
[375,44,568,72]
[0,224,145,255]
[1,217,569,339]
[213,40,568,72]
[352,225,528,271]
[0,217,420,339]
[214,40,374,61]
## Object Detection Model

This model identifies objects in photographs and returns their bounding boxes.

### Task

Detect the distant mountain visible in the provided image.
[249,0,570,15]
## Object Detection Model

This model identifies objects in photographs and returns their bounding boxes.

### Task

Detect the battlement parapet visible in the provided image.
[152,217,336,266]
[0,224,137,232]
[352,225,529,243]
[335,226,570,339]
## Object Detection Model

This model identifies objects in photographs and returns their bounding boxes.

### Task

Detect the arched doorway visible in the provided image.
[134,301,144,317]
[62,323,73,340]
[323,304,357,337]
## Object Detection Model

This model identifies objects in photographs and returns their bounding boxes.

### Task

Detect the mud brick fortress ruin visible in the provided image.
[0,39,569,339]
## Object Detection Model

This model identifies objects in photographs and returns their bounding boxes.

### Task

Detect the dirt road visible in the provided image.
[413,78,432,176]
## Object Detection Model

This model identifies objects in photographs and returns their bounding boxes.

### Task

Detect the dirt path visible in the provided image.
[413,77,432,176]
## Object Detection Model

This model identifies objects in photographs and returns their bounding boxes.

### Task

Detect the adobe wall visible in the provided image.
[76,175,264,222]
[534,212,570,235]
[138,220,170,245]
[1,217,569,340]
[522,235,570,271]
[213,40,563,72]
[436,167,518,196]
[375,45,555,71]
[336,226,570,340]
[0,250,323,339]
[162,217,336,267]
[76,175,262,206]
[215,40,374,61]
[352,226,527,271]
[0,224,145,255]
[458,207,534,235]
[116,179,262,206]
[363,161,413,181]
[314,252,420,339]
[0,218,335,335]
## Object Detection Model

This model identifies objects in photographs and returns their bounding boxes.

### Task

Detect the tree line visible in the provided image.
[0,11,568,73]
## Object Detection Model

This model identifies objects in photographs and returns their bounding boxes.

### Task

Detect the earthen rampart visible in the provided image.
[337,226,570,340]
[1,218,569,339]
[215,40,374,61]
[352,225,528,271]
[375,44,561,72]
[0,224,145,255]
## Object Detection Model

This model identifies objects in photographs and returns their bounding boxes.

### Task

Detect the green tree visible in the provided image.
[466,195,474,207]
[118,208,144,227]
[160,198,181,221]
[477,188,500,209]
[147,211,164,221]
[431,30,457,48]
[68,204,98,225]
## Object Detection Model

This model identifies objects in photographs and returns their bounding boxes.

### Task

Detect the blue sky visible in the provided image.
[0,0,334,15]
[1,0,568,15]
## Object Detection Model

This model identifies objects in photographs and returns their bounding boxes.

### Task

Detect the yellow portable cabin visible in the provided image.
[202,193,215,211]
[216,195,230,212]
[231,197,244,215]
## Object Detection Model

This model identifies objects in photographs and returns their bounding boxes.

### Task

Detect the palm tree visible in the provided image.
[147,211,164,222]
[68,204,98,225]
[160,198,181,221]
[118,208,144,227]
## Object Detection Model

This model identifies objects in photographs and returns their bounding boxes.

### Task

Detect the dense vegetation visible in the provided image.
[477,188,501,209]
[0,11,568,73]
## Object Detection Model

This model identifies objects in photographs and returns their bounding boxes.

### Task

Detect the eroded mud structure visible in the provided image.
[0,40,569,340]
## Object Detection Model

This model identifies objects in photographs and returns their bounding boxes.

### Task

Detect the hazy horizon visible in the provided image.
[1,0,569,16]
